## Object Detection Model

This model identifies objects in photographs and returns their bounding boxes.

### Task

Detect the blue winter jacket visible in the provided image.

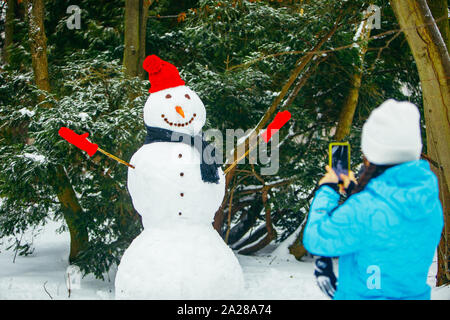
[303,160,443,300]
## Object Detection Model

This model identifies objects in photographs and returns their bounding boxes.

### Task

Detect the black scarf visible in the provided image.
[144,125,220,184]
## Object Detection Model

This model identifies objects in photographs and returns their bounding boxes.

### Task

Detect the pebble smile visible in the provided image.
[161,113,196,127]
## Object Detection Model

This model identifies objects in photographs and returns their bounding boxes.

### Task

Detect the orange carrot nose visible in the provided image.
[175,106,185,118]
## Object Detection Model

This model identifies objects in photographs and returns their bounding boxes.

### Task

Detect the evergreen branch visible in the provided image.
[227,15,448,72]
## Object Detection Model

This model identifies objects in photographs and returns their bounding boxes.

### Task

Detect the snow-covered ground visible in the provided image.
[0,219,449,300]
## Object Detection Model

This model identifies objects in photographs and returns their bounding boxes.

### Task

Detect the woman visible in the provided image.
[303,99,444,300]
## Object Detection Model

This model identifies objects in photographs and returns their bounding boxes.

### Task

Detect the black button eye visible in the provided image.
[185,94,191,100]
[165,94,172,99]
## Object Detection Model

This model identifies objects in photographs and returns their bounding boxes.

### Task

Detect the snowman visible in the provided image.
[115,55,245,299]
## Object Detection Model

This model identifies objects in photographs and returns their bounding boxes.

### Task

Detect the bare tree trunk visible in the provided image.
[54,165,89,263]
[288,223,308,260]
[26,0,50,95]
[432,153,450,285]
[427,0,450,288]
[334,13,371,141]
[124,0,152,78]
[3,0,16,64]
[123,0,140,77]
[138,0,152,79]
[427,0,449,48]
[25,0,89,263]
[334,73,363,141]
[213,165,236,234]
[390,0,450,286]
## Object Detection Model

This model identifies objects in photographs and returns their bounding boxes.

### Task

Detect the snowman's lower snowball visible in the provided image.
[115,225,244,299]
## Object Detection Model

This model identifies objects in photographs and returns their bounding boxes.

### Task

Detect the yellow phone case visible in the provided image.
[328,141,351,174]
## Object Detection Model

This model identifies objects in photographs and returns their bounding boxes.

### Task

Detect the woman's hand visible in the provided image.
[318,165,339,186]
[319,166,358,195]
[340,171,357,189]
[340,171,357,195]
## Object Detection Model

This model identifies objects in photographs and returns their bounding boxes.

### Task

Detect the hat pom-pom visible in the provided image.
[143,55,163,75]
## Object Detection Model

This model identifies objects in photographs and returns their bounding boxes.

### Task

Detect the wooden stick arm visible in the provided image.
[97,148,135,169]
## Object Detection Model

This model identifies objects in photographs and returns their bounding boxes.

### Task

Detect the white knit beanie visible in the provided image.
[361,99,422,165]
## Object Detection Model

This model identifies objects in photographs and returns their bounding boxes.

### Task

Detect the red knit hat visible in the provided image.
[142,55,185,93]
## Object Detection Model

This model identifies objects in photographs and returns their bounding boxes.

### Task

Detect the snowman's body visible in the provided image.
[115,56,244,299]
[126,142,225,229]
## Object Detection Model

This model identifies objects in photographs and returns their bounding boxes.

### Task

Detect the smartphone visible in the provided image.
[329,142,351,181]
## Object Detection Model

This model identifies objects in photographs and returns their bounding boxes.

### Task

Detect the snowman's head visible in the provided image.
[142,55,206,135]
[143,85,206,135]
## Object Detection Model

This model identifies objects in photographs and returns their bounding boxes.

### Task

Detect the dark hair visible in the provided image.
[351,163,394,195]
